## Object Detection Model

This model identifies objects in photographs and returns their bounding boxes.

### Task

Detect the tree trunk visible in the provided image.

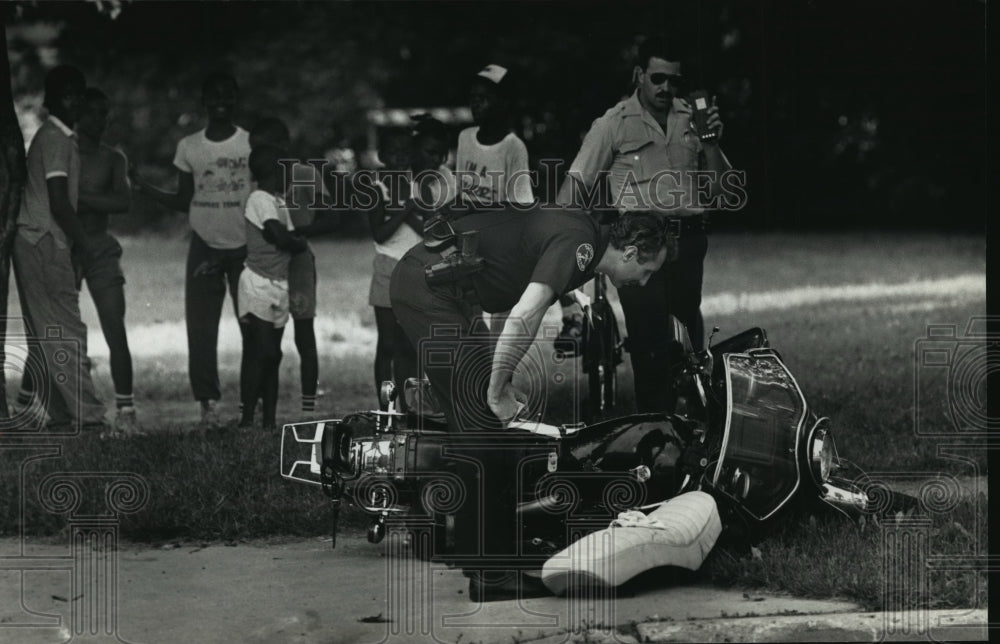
[0,16,28,417]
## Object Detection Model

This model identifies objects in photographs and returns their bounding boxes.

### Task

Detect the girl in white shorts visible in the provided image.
[238,144,308,429]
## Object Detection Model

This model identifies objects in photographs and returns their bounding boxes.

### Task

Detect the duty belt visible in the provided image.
[665,216,708,237]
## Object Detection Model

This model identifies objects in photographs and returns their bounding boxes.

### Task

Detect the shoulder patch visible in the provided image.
[576,243,594,271]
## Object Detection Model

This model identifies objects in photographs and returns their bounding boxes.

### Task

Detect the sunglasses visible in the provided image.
[648,73,683,86]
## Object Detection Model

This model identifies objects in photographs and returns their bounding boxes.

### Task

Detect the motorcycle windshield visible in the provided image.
[714,351,807,520]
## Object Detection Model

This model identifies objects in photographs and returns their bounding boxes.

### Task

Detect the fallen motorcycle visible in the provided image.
[280,318,901,593]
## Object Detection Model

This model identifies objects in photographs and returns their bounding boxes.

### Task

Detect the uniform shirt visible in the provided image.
[173,127,252,249]
[455,127,534,205]
[449,208,607,313]
[285,161,330,229]
[18,116,79,248]
[244,189,295,281]
[566,92,709,214]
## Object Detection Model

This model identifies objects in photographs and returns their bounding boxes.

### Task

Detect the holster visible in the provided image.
[424,230,485,300]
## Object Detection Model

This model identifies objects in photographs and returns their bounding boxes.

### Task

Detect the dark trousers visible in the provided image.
[617,231,708,413]
[185,233,247,402]
[372,305,418,409]
[390,246,521,567]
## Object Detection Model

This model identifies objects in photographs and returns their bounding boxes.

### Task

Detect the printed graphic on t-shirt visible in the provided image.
[459,162,502,201]
[192,156,249,209]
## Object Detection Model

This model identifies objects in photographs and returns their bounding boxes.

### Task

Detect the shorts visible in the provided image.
[73,232,125,292]
[368,252,398,309]
[288,245,316,320]
[238,267,290,328]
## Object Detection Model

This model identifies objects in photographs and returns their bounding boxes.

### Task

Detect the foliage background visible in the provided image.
[4,0,986,233]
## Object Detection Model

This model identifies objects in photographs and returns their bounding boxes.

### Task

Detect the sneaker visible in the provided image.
[13,396,46,421]
[200,400,222,429]
[113,406,146,436]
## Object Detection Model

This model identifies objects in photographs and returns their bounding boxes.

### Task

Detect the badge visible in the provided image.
[576,243,594,271]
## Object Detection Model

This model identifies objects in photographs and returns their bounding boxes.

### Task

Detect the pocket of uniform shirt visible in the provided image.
[669,132,702,170]
[619,140,656,183]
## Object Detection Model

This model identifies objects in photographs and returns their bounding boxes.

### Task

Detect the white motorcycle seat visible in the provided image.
[541,491,722,595]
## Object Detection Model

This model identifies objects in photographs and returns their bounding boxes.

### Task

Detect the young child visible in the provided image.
[131,72,252,430]
[237,144,308,430]
[455,64,534,207]
[248,117,334,416]
[367,118,454,408]
[368,131,420,408]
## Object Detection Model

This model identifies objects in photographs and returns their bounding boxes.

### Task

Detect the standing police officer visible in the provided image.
[390,207,668,600]
[558,36,733,414]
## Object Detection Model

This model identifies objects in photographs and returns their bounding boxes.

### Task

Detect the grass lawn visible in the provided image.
[0,230,987,609]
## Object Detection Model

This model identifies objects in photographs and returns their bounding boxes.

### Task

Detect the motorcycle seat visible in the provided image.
[540,491,721,595]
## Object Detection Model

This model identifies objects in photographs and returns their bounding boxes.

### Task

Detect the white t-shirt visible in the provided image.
[244,189,294,281]
[455,127,534,205]
[373,178,422,261]
[173,127,252,249]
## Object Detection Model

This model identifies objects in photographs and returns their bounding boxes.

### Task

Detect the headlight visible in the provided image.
[809,427,835,484]
[359,439,394,474]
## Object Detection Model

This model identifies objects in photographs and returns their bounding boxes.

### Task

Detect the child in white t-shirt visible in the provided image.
[455,64,534,207]
[238,144,307,430]
[367,118,456,409]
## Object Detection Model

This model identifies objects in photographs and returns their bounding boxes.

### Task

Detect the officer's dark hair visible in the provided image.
[248,144,286,183]
[250,117,291,148]
[609,212,668,262]
[636,36,685,70]
[411,113,449,146]
[43,65,85,111]
[202,71,239,97]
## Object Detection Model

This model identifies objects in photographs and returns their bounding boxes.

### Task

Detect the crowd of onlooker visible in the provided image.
[11,60,539,436]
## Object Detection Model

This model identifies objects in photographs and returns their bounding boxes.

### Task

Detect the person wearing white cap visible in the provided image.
[454,64,534,208]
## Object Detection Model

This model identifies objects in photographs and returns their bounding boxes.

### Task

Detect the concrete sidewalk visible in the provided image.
[0,536,987,644]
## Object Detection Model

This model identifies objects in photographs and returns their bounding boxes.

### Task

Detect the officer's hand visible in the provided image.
[487,382,527,427]
[704,97,724,143]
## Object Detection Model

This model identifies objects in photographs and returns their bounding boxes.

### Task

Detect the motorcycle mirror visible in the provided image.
[708,326,720,349]
[379,381,397,409]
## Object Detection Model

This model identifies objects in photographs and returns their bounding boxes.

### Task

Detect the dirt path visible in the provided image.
[2,535,864,644]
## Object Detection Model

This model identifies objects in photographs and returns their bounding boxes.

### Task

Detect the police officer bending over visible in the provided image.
[558,36,734,414]
[389,207,668,601]
[391,208,669,432]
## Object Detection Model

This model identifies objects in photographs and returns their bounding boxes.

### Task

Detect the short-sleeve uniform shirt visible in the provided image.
[455,128,534,206]
[448,208,607,313]
[173,127,252,249]
[566,93,706,214]
[18,116,79,248]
